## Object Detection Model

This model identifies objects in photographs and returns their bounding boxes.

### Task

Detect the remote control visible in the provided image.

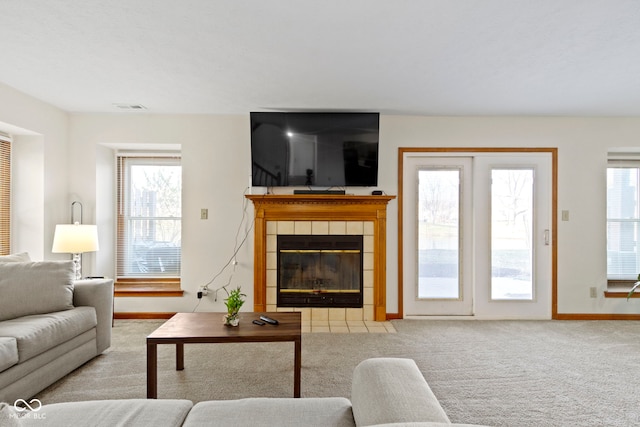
[252,319,265,326]
[259,315,279,325]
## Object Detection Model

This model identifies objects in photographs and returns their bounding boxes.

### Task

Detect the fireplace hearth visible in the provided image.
[278,235,363,308]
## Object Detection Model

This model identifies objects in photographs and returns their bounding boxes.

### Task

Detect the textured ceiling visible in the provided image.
[1,0,639,116]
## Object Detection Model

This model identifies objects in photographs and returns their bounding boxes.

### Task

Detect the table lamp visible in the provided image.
[52,222,99,280]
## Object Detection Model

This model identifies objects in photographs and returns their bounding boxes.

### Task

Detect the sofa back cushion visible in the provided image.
[351,358,451,426]
[0,252,31,263]
[0,261,75,321]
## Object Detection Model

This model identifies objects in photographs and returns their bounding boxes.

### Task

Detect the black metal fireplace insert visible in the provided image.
[277,235,363,308]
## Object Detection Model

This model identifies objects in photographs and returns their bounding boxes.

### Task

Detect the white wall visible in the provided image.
[3,82,640,316]
[0,83,69,259]
[12,135,44,257]
[69,114,256,313]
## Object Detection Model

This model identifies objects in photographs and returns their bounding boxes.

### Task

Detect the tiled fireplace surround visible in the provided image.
[246,195,395,328]
[267,220,372,319]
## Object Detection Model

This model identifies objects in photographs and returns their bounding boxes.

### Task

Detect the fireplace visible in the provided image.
[278,235,363,308]
[246,194,395,321]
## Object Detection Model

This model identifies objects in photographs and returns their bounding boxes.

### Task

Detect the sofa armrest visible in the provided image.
[73,278,114,354]
[351,358,451,426]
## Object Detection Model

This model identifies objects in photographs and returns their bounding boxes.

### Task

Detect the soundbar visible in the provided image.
[293,190,346,195]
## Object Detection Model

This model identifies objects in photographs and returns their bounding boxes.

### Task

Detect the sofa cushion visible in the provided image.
[17,399,193,427]
[0,252,31,263]
[0,261,75,321]
[0,402,21,427]
[351,358,451,426]
[0,307,96,362]
[184,397,355,427]
[0,337,18,373]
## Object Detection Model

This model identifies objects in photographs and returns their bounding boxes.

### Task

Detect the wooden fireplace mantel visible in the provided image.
[246,194,395,321]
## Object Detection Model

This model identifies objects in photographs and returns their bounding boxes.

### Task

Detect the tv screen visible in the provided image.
[250,112,379,187]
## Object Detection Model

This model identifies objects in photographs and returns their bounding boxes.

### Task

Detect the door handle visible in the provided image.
[544,229,550,246]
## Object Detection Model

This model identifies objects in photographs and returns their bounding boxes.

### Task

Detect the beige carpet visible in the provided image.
[35,319,640,427]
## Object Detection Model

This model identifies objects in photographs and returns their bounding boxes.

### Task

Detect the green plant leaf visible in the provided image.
[224,286,246,314]
[627,281,640,301]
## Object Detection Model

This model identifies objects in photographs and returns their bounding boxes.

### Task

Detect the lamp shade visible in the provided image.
[52,223,99,254]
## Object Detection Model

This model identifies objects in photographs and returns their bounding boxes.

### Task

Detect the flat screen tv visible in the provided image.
[250,112,379,187]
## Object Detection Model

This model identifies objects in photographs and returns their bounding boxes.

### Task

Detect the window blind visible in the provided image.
[0,139,10,255]
[607,165,640,280]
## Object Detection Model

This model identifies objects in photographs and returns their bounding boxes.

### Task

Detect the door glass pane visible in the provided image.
[418,169,460,299]
[491,169,533,300]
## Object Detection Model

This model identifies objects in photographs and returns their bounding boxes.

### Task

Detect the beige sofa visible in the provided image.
[0,254,113,403]
[2,358,488,426]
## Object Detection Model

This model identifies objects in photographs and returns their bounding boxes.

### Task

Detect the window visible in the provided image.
[0,136,10,256]
[607,161,640,281]
[117,155,181,283]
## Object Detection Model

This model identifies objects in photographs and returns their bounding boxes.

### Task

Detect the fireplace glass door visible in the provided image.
[277,235,363,308]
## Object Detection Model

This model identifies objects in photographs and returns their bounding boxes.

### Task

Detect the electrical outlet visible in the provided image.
[589,287,597,298]
[197,286,208,299]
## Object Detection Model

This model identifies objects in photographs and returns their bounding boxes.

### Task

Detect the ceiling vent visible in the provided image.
[113,103,147,110]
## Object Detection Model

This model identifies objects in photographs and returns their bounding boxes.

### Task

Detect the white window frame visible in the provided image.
[116,154,182,282]
[607,157,640,282]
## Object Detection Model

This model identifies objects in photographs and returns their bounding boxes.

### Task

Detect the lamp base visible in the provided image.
[72,253,82,280]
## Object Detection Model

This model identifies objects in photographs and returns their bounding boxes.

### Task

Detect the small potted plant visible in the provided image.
[223,286,245,326]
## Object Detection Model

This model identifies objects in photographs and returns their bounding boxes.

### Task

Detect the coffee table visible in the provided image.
[146,312,301,399]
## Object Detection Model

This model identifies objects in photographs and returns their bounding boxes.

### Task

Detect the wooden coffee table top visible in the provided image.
[147,312,301,344]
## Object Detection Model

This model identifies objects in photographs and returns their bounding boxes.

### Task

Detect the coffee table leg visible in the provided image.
[294,338,301,398]
[176,343,184,370]
[147,342,157,399]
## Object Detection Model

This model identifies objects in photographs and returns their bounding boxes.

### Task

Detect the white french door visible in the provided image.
[402,151,553,318]
[403,157,474,315]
